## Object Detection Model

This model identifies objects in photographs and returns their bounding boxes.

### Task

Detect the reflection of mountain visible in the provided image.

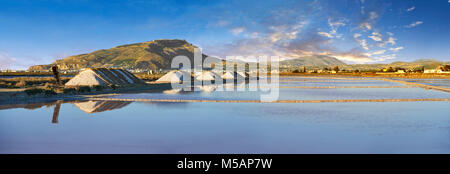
[73,100,131,114]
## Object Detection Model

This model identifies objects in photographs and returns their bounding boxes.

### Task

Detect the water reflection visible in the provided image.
[1,77,450,153]
[0,100,132,124]
[52,101,62,124]
[163,81,248,94]
[73,100,131,114]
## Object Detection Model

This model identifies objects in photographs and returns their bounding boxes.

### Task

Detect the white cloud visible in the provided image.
[374,54,397,62]
[368,32,382,42]
[389,46,404,52]
[353,33,370,50]
[360,22,372,30]
[267,21,307,43]
[209,19,313,60]
[318,18,346,39]
[369,12,378,20]
[361,39,369,50]
[371,50,386,55]
[405,21,423,28]
[328,18,346,28]
[407,6,416,12]
[332,53,373,64]
[230,27,246,35]
[318,31,333,38]
[387,36,396,45]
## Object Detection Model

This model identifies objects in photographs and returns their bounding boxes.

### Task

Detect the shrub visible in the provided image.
[292,70,300,73]
[0,81,7,88]
[7,83,16,88]
[333,66,340,72]
[76,86,91,93]
[94,85,105,91]
[63,87,76,94]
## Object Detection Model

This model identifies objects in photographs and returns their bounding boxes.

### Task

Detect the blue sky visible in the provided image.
[0,0,449,69]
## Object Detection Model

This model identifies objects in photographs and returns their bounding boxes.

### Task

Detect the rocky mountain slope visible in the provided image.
[29,39,210,71]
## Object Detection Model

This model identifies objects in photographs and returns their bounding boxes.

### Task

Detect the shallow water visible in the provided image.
[0,77,449,153]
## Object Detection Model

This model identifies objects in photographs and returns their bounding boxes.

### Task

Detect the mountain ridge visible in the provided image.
[27,40,448,71]
[28,39,348,71]
[29,39,210,71]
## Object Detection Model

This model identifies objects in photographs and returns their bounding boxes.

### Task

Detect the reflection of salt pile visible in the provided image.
[199,85,216,92]
[195,71,221,81]
[237,72,248,79]
[73,100,132,114]
[156,70,191,83]
[216,81,246,91]
[163,88,182,94]
[221,71,244,80]
[65,68,144,86]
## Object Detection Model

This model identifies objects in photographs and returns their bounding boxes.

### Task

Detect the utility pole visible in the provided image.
[51,65,62,86]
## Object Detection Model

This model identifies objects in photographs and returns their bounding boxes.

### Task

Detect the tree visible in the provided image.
[395,67,405,71]
[387,67,394,72]
[440,65,450,71]
[333,66,339,72]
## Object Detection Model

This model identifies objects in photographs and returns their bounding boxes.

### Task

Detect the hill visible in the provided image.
[28,39,212,71]
[341,59,449,71]
[28,39,448,72]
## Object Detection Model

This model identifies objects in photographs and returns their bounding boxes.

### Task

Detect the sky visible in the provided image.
[0,0,449,70]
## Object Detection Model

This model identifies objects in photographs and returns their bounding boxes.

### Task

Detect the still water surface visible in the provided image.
[0,77,449,153]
